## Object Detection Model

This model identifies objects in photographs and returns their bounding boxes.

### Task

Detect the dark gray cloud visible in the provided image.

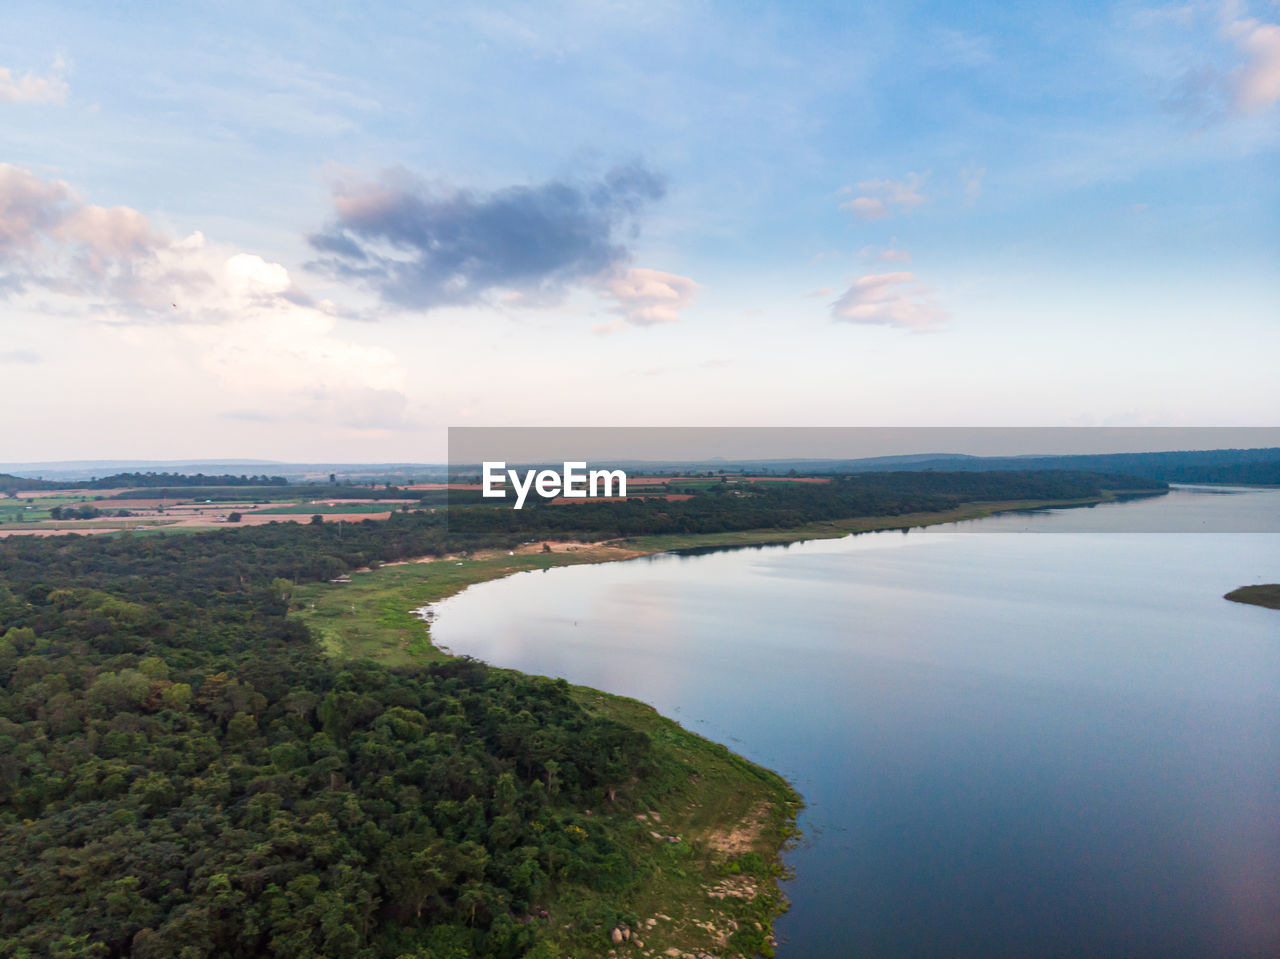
[306,164,666,309]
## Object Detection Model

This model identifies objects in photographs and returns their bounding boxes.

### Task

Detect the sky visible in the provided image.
[1,0,1278,462]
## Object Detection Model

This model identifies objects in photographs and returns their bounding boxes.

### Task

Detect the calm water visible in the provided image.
[433,487,1280,958]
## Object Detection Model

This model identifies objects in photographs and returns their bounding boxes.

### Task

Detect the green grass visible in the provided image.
[1225,584,1280,610]
[293,546,642,666]
[0,494,99,523]
[291,490,1165,955]
[534,686,800,957]
[293,493,1141,666]
[293,549,801,957]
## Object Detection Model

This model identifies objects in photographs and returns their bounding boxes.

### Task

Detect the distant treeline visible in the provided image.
[0,474,60,493]
[0,472,290,493]
[841,448,1280,485]
[448,470,1165,541]
[94,472,290,488]
[95,484,433,504]
[0,469,1160,957]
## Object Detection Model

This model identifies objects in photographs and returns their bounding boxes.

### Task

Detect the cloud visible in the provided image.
[0,163,182,306]
[878,242,912,264]
[961,165,986,203]
[598,266,698,327]
[0,64,68,105]
[839,174,927,221]
[591,318,628,336]
[0,349,40,364]
[855,242,912,264]
[1229,15,1280,112]
[1146,5,1280,119]
[307,163,667,310]
[928,27,994,68]
[830,272,946,331]
[179,304,410,430]
[0,164,410,430]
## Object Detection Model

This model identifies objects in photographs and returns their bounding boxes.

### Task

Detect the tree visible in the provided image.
[310,514,324,525]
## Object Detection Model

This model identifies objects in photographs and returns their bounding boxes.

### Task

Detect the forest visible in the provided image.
[0,470,1162,957]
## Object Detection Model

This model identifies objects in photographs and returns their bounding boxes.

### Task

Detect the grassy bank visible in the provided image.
[295,544,801,957]
[1225,584,1280,610]
[295,492,1136,669]
[539,688,800,958]
[295,543,647,666]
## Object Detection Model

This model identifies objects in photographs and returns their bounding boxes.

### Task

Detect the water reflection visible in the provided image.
[433,487,1280,958]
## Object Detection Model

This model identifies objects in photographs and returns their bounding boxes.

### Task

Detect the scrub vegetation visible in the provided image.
[1224,585,1280,610]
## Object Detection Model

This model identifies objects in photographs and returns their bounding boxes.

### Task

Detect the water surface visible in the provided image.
[433,487,1280,958]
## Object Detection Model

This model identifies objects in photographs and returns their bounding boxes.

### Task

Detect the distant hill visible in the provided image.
[833,448,1280,485]
[0,474,59,493]
[0,460,450,484]
[0,471,289,492]
[486,448,1280,485]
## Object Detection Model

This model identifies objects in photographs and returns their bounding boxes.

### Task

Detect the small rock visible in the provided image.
[622,927,631,941]
[611,927,624,944]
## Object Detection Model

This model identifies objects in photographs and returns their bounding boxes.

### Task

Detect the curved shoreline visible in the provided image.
[293,492,1161,955]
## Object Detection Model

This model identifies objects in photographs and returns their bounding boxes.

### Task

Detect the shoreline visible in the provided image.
[292,490,1155,956]
[1224,584,1280,610]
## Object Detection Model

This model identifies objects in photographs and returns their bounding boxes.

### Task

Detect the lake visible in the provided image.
[432,487,1280,958]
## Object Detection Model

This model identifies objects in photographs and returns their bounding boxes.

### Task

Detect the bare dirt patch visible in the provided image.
[702,802,771,859]
[305,498,419,505]
[13,487,129,499]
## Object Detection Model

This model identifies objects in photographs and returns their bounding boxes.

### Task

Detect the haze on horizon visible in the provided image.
[2,1,1278,463]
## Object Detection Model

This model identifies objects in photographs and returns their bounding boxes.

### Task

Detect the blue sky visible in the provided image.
[2,0,1277,460]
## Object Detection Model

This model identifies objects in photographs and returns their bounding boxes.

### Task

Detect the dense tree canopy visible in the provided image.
[0,470,1163,956]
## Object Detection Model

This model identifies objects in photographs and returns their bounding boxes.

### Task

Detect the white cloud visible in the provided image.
[598,266,699,326]
[961,165,986,203]
[839,174,927,221]
[0,164,409,430]
[1229,16,1280,112]
[0,64,68,105]
[0,349,41,364]
[830,272,946,331]
[1146,4,1280,118]
[0,163,177,305]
